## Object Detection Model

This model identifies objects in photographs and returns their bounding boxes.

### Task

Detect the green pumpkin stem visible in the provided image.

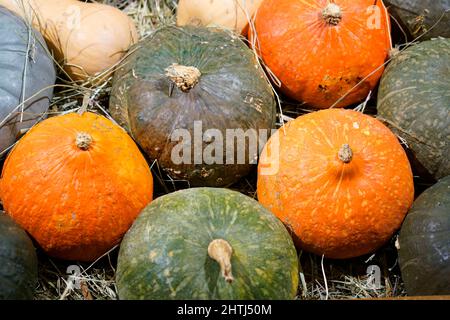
[338,144,353,163]
[208,239,234,283]
[165,63,201,92]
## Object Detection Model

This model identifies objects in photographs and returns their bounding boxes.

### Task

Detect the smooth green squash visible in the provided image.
[116,188,299,300]
[398,175,450,296]
[0,6,55,154]
[0,213,38,300]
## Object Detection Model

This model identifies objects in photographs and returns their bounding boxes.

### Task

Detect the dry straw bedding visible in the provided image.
[4,0,429,300]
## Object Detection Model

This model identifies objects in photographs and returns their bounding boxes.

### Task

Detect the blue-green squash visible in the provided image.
[110,26,276,187]
[377,38,450,180]
[0,212,38,300]
[0,6,55,154]
[398,175,450,296]
[116,188,299,300]
[385,1,450,40]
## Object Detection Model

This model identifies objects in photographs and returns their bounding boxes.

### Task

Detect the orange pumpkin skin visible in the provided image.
[257,109,414,259]
[253,0,391,108]
[0,112,153,261]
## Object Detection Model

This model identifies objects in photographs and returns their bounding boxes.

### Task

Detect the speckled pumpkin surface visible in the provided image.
[252,0,392,108]
[0,112,153,262]
[377,38,450,180]
[116,188,299,300]
[0,213,38,300]
[385,0,450,40]
[110,26,276,187]
[398,175,450,296]
[257,109,414,259]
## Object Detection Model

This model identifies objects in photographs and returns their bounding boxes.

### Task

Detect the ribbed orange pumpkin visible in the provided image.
[257,109,414,259]
[252,0,392,108]
[0,112,153,261]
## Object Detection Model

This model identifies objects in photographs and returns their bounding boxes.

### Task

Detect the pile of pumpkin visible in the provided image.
[0,0,448,300]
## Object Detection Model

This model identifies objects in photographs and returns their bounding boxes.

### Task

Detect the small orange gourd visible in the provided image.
[0,112,153,261]
[257,109,414,259]
[252,0,392,108]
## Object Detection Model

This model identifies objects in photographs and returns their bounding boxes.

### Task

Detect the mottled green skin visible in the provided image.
[110,26,276,187]
[116,188,298,300]
[377,38,450,180]
[0,213,38,300]
[398,176,450,296]
[385,1,450,40]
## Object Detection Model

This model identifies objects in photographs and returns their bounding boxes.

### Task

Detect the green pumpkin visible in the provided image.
[398,175,450,296]
[116,188,299,300]
[0,213,38,300]
[377,38,450,180]
[0,6,55,154]
[110,26,276,187]
[385,0,450,40]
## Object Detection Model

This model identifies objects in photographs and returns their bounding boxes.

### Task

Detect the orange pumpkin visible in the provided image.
[257,109,414,259]
[252,0,391,108]
[0,112,153,261]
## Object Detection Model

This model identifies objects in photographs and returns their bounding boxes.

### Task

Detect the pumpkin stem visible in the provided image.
[76,132,93,150]
[208,239,234,283]
[338,144,353,163]
[165,63,201,92]
[322,3,342,26]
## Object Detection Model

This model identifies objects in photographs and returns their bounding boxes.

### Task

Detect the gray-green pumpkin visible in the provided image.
[385,0,450,40]
[116,188,299,300]
[110,26,276,187]
[397,175,450,296]
[0,6,55,154]
[0,212,38,300]
[377,38,450,180]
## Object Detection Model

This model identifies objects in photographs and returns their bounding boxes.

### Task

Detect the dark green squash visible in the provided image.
[110,26,276,187]
[397,175,450,296]
[0,6,55,154]
[116,188,299,300]
[377,38,450,180]
[385,0,450,40]
[0,212,38,300]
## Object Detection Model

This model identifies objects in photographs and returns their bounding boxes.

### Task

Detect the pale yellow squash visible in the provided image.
[0,0,138,82]
[177,0,263,34]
